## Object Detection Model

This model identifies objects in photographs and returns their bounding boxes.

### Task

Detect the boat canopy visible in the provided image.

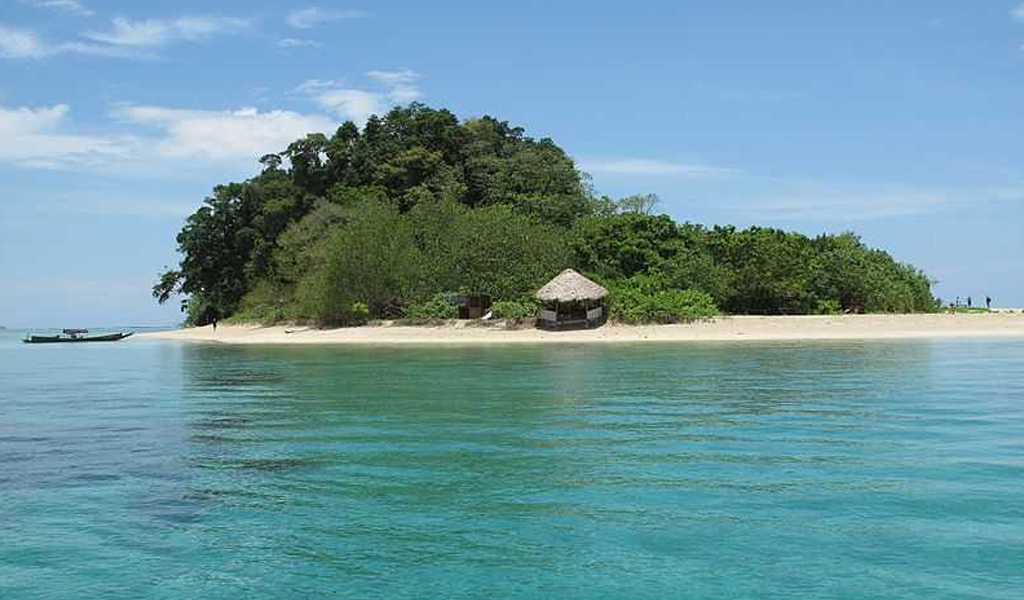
[63,328,89,334]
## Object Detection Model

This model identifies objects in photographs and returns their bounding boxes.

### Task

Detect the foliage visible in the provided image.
[608,277,718,324]
[312,202,422,323]
[230,280,294,324]
[272,200,352,287]
[813,299,843,315]
[616,193,660,215]
[444,204,569,300]
[491,300,537,320]
[349,302,370,324]
[154,102,940,326]
[405,293,459,320]
[573,215,937,315]
[156,104,590,324]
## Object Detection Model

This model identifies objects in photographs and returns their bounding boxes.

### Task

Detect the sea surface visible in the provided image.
[2,330,1023,599]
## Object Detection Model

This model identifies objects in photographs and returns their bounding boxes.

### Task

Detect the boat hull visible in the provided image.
[23,332,133,344]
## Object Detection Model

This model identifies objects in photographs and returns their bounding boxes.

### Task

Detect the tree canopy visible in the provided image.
[154,103,939,325]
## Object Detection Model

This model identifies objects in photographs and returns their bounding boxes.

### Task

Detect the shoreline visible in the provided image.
[138,314,1024,346]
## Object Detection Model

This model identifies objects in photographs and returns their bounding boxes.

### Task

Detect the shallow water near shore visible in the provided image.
[2,330,1023,599]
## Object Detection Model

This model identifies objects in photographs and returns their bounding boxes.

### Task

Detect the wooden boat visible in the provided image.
[23,329,133,344]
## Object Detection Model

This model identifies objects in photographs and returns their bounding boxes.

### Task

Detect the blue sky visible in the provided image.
[1,1,1023,327]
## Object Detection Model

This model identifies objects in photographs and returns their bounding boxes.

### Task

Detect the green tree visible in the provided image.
[311,202,422,322]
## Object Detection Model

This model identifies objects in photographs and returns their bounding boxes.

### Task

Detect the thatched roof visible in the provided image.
[536,269,609,302]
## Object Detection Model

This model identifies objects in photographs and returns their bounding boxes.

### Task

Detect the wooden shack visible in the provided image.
[449,294,492,319]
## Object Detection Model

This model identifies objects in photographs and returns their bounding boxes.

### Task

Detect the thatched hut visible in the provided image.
[535,268,609,329]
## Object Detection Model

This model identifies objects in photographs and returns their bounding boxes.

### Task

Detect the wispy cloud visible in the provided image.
[579,158,735,178]
[25,194,196,218]
[0,25,49,58]
[1012,3,1024,21]
[308,86,383,125]
[82,16,252,48]
[113,104,336,163]
[744,191,951,221]
[286,7,364,29]
[276,37,321,49]
[0,103,131,169]
[731,186,1024,222]
[367,69,423,102]
[21,0,94,17]
[1,17,249,60]
[297,71,424,125]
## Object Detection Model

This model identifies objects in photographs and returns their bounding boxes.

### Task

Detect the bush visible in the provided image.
[349,302,370,324]
[312,202,422,321]
[405,293,458,319]
[491,300,536,320]
[813,299,843,315]
[610,285,718,324]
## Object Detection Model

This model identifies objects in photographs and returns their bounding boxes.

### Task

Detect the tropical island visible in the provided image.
[152,103,945,340]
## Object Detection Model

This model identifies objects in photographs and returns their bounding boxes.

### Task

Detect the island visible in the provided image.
[151,104,967,341]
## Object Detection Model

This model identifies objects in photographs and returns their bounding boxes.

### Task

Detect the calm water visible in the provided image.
[2,331,1023,599]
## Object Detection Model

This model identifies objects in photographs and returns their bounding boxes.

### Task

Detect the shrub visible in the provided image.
[609,286,718,324]
[491,300,536,320]
[312,202,422,321]
[813,299,843,315]
[405,293,458,319]
[349,302,370,324]
[230,280,297,324]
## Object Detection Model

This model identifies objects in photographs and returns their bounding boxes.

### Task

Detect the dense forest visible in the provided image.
[153,104,938,325]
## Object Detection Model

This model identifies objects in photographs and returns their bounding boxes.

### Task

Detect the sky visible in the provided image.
[1,0,1023,327]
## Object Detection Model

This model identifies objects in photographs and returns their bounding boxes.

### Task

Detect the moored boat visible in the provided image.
[23,329,133,344]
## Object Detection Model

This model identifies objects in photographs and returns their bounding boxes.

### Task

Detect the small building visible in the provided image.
[535,269,609,329]
[449,294,492,319]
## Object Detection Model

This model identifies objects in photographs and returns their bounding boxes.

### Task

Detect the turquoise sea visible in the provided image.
[2,329,1023,599]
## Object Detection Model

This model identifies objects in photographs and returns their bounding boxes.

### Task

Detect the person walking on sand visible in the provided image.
[986,296,992,311]
[968,296,972,308]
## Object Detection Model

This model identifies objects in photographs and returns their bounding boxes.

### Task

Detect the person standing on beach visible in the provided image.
[986,296,992,310]
[968,296,972,308]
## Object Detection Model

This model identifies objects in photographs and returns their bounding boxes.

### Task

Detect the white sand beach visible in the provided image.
[139,313,1024,345]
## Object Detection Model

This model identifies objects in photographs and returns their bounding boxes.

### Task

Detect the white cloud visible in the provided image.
[312,88,383,125]
[579,158,735,177]
[82,16,252,48]
[1012,3,1024,21]
[1,18,242,60]
[0,25,49,58]
[22,0,94,17]
[0,103,131,168]
[0,100,340,172]
[52,40,140,58]
[297,71,424,125]
[367,69,423,102]
[366,69,419,87]
[287,7,364,29]
[113,104,336,163]
[276,37,321,49]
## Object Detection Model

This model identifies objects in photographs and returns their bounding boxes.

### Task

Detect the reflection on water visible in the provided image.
[1,337,1023,599]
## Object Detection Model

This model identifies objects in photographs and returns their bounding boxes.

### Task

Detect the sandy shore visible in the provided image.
[139,313,1024,345]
